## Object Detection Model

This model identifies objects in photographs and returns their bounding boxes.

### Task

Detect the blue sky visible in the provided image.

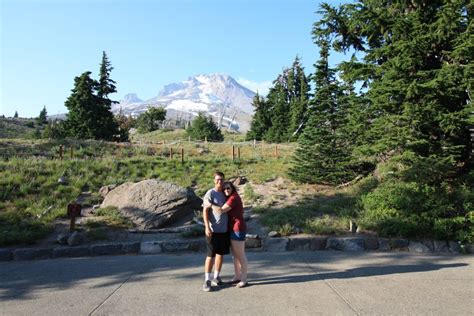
[1,0,348,118]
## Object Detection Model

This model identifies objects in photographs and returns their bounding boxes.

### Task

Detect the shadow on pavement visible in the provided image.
[251,262,468,285]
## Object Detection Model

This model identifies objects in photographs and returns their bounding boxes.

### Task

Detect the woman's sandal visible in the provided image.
[236,281,248,288]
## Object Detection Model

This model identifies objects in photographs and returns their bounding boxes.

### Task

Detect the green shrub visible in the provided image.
[358,176,473,242]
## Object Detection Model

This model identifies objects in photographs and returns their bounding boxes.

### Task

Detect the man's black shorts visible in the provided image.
[206,232,230,257]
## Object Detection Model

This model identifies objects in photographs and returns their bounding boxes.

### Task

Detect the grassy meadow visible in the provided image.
[1,128,471,247]
[0,129,298,246]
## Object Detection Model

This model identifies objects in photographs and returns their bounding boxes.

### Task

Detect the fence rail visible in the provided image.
[0,139,295,162]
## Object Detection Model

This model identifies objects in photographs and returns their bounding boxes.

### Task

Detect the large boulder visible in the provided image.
[100,179,202,229]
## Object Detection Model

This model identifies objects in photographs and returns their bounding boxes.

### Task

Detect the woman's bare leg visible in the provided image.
[231,245,241,281]
[231,239,247,283]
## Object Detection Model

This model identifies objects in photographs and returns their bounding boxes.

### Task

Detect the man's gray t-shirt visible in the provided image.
[203,188,228,233]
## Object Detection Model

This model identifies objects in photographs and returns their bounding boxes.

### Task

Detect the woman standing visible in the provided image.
[211,181,248,288]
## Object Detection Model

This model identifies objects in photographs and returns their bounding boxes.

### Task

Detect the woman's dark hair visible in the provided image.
[223,181,237,193]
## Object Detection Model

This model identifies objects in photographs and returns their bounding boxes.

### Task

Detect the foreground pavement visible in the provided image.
[1,251,473,315]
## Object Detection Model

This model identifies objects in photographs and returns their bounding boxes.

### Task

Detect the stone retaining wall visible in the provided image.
[0,236,472,262]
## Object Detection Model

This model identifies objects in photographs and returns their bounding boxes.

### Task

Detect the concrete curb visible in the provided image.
[0,236,471,262]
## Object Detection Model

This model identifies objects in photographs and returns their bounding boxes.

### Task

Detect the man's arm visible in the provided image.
[203,205,212,237]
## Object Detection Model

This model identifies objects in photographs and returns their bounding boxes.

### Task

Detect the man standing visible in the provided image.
[202,171,229,292]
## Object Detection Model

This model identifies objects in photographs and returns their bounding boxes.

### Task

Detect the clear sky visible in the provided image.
[1,0,348,118]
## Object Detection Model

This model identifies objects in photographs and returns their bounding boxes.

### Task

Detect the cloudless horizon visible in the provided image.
[1,0,349,118]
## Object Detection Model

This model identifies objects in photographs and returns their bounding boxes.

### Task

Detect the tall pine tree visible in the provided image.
[289,36,352,184]
[287,56,310,141]
[246,92,271,141]
[63,71,99,139]
[264,72,291,143]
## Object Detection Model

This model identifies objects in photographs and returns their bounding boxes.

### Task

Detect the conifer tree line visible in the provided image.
[265,0,472,241]
[248,0,472,187]
[246,56,310,143]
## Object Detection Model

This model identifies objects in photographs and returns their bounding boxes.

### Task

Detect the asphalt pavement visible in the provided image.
[1,251,473,315]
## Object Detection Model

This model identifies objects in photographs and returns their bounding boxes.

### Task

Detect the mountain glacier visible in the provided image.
[113,73,256,133]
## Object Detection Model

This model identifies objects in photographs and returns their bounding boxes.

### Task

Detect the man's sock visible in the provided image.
[214,271,220,279]
[205,273,212,281]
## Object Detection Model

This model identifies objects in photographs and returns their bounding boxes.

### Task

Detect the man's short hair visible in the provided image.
[214,171,225,179]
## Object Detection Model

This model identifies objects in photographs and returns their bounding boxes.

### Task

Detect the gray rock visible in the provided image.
[268,231,281,238]
[421,240,434,252]
[14,248,52,261]
[140,241,162,254]
[448,241,461,253]
[364,238,379,250]
[309,236,328,250]
[326,238,344,250]
[433,240,450,253]
[101,179,202,229]
[0,249,13,261]
[245,238,262,249]
[53,246,90,258]
[56,233,70,245]
[99,184,117,198]
[231,176,247,186]
[390,239,409,251]
[122,242,140,254]
[342,238,365,251]
[465,244,474,254]
[378,238,391,251]
[67,231,83,246]
[91,243,123,256]
[161,240,204,252]
[287,236,311,251]
[409,241,433,253]
[263,238,288,251]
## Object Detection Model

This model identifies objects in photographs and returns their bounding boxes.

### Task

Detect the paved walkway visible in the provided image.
[1,251,473,315]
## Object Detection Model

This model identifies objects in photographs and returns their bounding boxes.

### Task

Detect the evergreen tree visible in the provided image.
[186,112,223,141]
[63,52,120,140]
[13,111,18,118]
[36,106,48,125]
[98,51,117,99]
[95,51,120,140]
[246,93,271,141]
[264,71,291,143]
[247,58,310,143]
[63,71,99,139]
[287,56,310,141]
[317,1,472,170]
[289,36,353,184]
[136,107,167,133]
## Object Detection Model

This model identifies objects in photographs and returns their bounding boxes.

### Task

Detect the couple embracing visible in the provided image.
[202,171,248,292]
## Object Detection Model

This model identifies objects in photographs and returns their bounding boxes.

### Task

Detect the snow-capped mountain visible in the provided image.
[113,74,256,132]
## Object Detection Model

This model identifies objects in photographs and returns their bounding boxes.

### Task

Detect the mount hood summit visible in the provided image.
[113,73,257,133]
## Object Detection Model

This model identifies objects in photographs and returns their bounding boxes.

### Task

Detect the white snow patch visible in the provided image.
[165,99,209,112]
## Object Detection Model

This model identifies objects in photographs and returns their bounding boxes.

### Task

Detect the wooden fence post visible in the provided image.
[59,145,63,160]
[181,147,184,164]
[238,147,241,160]
[275,145,279,158]
[169,147,173,159]
[70,146,74,159]
[253,139,256,148]
[232,145,235,161]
